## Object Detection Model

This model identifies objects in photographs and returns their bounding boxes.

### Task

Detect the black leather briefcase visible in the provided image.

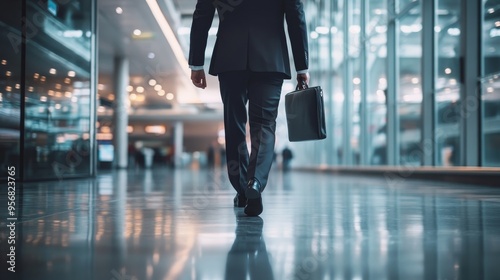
[285,85,327,142]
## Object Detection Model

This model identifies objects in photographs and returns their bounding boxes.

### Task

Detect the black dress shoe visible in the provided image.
[244,196,263,216]
[245,179,262,199]
[233,193,247,208]
[244,179,263,216]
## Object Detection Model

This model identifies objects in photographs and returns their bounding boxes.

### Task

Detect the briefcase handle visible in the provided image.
[296,80,308,91]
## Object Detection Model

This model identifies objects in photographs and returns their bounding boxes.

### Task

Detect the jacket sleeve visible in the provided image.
[284,0,309,72]
[189,0,216,67]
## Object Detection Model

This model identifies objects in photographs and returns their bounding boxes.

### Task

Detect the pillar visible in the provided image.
[113,57,129,169]
[174,121,184,168]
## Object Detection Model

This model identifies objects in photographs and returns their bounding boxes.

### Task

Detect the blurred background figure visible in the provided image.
[282,146,293,172]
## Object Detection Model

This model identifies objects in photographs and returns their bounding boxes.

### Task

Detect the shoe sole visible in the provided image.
[245,187,261,199]
[244,198,263,216]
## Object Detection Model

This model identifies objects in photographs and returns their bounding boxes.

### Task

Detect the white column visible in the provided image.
[113,57,129,169]
[174,121,184,168]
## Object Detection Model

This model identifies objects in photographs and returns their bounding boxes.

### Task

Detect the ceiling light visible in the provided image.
[71,96,78,102]
[353,77,361,85]
[6,71,11,77]
[166,93,174,100]
[116,7,123,14]
[28,86,34,92]
[34,73,39,79]
[149,79,157,86]
[146,0,190,75]
[157,90,165,96]
[40,96,47,102]
[48,90,54,95]
[412,77,419,84]
[136,86,144,93]
[145,125,166,134]
[98,84,105,90]
[315,26,329,35]
[133,29,142,36]
[1,60,6,65]
[445,68,452,74]
[101,126,111,133]
[447,28,460,36]
[65,91,72,97]
[64,78,71,84]
[495,21,500,28]
[108,94,115,101]
[6,86,12,92]
[488,8,494,14]
[55,83,62,89]
[487,87,494,93]
[68,71,76,77]
[55,104,61,110]
[136,94,145,102]
[130,93,137,100]
[154,84,162,91]
[40,76,46,82]
[148,52,155,59]
[127,85,134,92]
[49,68,57,75]
[310,31,319,39]
[127,126,134,133]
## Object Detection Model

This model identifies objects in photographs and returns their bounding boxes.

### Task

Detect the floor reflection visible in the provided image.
[3,168,500,279]
[225,211,273,280]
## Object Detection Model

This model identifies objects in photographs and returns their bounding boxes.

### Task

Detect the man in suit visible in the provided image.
[189,0,309,216]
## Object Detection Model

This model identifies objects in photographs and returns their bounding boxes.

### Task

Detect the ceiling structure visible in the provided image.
[97,0,224,144]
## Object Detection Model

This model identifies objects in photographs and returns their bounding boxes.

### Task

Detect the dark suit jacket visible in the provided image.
[189,0,309,79]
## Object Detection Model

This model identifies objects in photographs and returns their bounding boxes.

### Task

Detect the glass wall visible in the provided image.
[289,0,500,170]
[366,0,388,165]
[397,2,422,166]
[0,0,97,180]
[0,1,22,179]
[435,0,462,166]
[482,0,500,167]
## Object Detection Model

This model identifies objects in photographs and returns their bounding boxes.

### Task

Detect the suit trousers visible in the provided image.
[218,71,284,195]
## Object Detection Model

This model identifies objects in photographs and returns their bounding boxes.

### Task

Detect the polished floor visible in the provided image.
[1,167,500,280]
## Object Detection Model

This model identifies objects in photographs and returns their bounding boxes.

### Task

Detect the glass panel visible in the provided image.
[397,5,422,166]
[24,0,93,179]
[366,0,388,165]
[435,0,462,166]
[332,0,344,165]
[0,1,22,179]
[481,0,500,167]
[349,0,362,165]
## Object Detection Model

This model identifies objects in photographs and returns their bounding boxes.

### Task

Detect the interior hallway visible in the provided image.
[2,168,500,280]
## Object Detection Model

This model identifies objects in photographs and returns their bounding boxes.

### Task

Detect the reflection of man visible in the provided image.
[189,0,309,216]
[225,214,273,280]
